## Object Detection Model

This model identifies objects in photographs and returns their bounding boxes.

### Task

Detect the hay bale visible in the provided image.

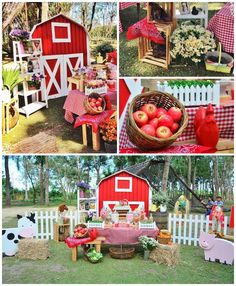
[17,238,50,260]
[150,243,180,266]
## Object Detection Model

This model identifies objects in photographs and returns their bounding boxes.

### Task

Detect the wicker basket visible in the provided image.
[83,92,106,115]
[126,91,188,151]
[205,43,233,74]
[109,247,135,259]
[73,224,89,239]
[157,236,171,245]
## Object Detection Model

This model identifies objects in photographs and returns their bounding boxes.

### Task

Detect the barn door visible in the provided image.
[63,53,84,95]
[41,55,64,98]
[41,53,84,98]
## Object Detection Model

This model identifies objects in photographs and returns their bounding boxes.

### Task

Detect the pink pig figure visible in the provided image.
[199,231,234,265]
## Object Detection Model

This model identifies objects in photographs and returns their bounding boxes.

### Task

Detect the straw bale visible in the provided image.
[150,243,180,266]
[17,238,50,260]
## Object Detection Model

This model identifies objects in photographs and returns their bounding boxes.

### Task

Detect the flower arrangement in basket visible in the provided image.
[73,224,89,239]
[126,91,188,151]
[84,92,106,115]
[138,236,158,251]
[100,117,117,153]
[170,23,216,63]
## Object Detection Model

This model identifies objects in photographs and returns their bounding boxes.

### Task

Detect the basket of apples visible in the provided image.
[84,92,106,115]
[126,91,188,151]
[73,224,89,239]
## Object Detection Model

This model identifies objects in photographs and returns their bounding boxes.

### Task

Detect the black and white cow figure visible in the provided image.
[2,213,37,256]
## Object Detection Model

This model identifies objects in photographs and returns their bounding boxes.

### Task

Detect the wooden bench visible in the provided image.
[71,236,106,262]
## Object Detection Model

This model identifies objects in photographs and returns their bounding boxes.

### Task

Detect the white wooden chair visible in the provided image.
[13,41,31,63]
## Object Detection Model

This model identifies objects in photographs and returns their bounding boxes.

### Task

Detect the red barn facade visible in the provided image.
[30,14,89,98]
[98,170,151,215]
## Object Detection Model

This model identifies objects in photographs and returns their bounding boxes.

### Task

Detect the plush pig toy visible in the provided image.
[199,231,234,265]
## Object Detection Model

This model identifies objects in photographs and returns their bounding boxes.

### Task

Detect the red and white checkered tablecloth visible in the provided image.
[207,3,234,53]
[119,104,234,150]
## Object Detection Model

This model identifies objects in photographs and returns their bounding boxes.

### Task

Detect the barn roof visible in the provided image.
[30,13,88,38]
[125,160,152,175]
[98,170,149,186]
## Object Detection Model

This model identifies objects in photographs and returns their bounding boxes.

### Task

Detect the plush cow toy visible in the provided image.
[2,213,36,256]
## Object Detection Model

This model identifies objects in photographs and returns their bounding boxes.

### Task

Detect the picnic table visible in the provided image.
[207,3,234,53]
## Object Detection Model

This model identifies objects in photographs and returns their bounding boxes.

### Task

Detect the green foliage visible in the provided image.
[95,42,115,58]
[152,191,171,205]
[2,68,23,93]
[138,236,158,251]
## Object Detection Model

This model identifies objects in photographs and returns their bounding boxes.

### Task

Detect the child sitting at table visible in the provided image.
[201,196,214,217]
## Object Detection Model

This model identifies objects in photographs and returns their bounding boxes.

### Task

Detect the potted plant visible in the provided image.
[2,68,23,131]
[76,181,91,198]
[138,236,158,260]
[27,73,44,90]
[152,191,170,213]
[99,117,117,153]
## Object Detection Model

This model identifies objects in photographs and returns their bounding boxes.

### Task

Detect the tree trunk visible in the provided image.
[23,157,29,201]
[45,156,49,206]
[5,156,11,207]
[3,3,25,31]
[41,2,48,21]
[88,3,96,32]
[212,157,220,197]
[162,157,171,192]
[39,160,45,204]
[186,157,192,198]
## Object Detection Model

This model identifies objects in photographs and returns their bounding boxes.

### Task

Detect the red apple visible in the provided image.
[88,98,92,102]
[156,107,167,118]
[171,122,179,133]
[133,111,149,127]
[96,101,101,107]
[156,126,173,139]
[93,106,98,111]
[98,97,103,102]
[90,102,96,108]
[97,106,103,111]
[91,98,96,103]
[149,118,159,129]
[168,107,182,122]
[140,124,156,137]
[158,114,174,128]
[140,104,157,119]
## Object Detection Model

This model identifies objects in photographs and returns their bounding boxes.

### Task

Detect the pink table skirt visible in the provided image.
[96,227,158,245]
[63,89,117,123]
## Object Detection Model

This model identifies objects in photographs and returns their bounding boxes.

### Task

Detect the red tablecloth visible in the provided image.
[63,89,117,124]
[74,110,115,133]
[97,227,158,245]
[229,206,234,228]
[127,17,165,44]
[207,3,234,53]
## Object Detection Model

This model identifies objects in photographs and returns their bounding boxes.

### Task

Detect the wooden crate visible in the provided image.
[138,23,172,69]
[53,223,70,243]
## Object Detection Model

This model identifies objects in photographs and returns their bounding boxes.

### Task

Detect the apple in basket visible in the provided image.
[141,124,156,137]
[156,126,173,139]
[156,107,167,118]
[140,104,158,119]
[133,111,149,127]
[167,107,182,122]
[158,114,174,129]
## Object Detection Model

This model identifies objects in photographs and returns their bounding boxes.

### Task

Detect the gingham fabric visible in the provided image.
[207,3,234,53]
[119,104,234,150]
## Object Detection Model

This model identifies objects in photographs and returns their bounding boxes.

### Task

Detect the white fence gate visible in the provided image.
[27,211,229,245]
[168,213,228,246]
[157,81,220,107]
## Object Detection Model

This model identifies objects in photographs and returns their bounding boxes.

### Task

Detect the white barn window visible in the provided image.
[51,22,71,43]
[115,177,132,192]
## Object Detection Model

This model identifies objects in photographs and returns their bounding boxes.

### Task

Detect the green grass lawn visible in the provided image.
[2,97,107,153]
[119,3,233,77]
[2,241,234,284]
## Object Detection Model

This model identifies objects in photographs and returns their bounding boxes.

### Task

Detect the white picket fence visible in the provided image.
[26,211,229,245]
[157,81,220,107]
[168,213,228,246]
[25,210,79,240]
